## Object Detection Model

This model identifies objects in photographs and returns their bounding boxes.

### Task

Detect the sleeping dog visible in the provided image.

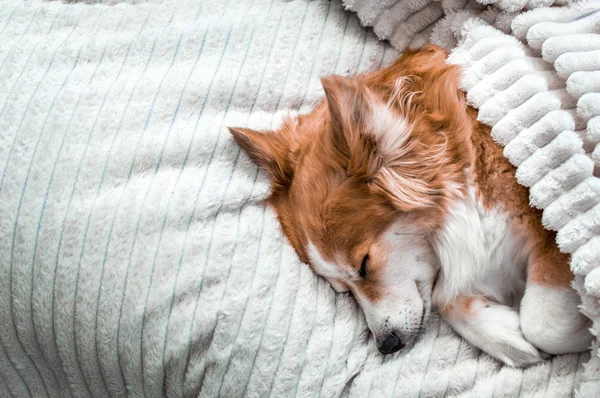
[229,45,592,367]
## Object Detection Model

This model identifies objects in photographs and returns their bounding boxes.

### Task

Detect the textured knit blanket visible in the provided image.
[0,0,598,397]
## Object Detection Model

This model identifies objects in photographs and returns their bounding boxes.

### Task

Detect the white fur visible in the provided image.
[443,298,543,367]
[358,222,436,342]
[430,184,545,366]
[370,103,413,159]
[520,284,593,354]
[432,185,529,306]
[431,182,592,366]
[369,101,448,208]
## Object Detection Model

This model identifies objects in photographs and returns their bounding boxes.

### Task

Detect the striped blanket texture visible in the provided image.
[0,0,596,397]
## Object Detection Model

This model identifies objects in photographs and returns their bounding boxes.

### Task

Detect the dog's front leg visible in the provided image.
[437,295,545,367]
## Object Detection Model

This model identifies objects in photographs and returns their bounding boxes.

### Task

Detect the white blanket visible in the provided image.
[0,0,595,397]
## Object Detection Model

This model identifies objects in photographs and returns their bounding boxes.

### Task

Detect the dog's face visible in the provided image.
[230,46,469,355]
[305,212,438,354]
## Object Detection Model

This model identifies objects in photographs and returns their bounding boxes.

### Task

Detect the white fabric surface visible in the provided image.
[0,0,596,397]
[341,0,584,52]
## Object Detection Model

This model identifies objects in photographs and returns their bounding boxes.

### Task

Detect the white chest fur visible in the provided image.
[431,188,530,307]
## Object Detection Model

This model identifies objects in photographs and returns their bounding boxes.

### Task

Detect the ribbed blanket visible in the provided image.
[0,0,597,397]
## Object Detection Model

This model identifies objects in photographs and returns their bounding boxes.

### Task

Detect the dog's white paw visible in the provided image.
[521,284,593,355]
[491,334,545,368]
[443,297,547,368]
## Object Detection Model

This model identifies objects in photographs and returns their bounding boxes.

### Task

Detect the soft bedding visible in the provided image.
[0,0,595,397]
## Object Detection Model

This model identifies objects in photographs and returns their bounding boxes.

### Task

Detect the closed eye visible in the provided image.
[359,254,368,279]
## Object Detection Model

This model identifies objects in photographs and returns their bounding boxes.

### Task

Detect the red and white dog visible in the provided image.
[229,45,592,367]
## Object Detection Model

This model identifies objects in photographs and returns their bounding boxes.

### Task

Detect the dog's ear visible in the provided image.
[321,75,370,146]
[228,124,295,190]
[321,75,380,180]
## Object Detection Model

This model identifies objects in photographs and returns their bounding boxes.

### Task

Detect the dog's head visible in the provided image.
[229,46,471,354]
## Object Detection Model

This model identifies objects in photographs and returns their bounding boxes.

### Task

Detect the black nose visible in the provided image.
[377,333,405,355]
